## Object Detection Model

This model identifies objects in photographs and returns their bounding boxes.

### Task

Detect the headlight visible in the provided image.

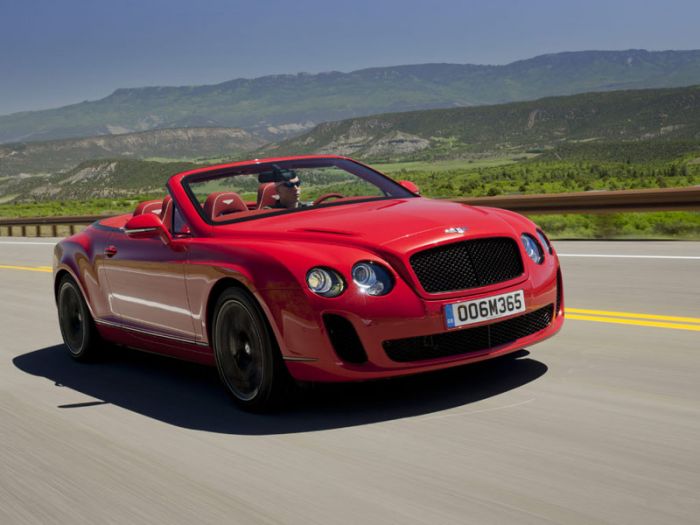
[536,229,552,254]
[351,262,393,296]
[521,234,544,264]
[306,267,345,297]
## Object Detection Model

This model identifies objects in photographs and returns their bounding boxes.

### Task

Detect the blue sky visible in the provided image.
[1,0,699,115]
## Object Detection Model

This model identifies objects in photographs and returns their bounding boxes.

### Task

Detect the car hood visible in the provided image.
[224,198,520,253]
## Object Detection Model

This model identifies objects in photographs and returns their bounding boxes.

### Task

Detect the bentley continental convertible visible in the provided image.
[54,156,564,411]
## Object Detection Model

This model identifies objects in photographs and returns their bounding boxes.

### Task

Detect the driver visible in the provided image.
[272,174,303,209]
[259,166,307,209]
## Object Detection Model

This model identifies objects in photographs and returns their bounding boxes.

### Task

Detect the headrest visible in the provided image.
[133,199,162,216]
[256,183,278,209]
[203,192,248,221]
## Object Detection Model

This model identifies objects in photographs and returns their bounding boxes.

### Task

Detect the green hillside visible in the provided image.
[261,85,700,160]
[0,127,265,179]
[2,49,700,144]
[0,159,199,203]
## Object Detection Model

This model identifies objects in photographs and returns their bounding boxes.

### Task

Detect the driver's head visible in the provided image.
[275,176,301,208]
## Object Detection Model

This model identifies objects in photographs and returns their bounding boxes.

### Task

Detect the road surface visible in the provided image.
[0,239,698,524]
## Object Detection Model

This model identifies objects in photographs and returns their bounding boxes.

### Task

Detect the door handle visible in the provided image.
[104,245,118,257]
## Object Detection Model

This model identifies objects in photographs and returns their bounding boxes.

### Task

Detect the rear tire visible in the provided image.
[57,276,102,361]
[212,288,290,412]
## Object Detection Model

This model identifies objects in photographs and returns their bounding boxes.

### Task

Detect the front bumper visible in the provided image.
[280,262,564,382]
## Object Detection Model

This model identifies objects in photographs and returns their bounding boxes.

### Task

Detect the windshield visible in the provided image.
[182,158,416,224]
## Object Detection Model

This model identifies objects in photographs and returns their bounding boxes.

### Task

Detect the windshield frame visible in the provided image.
[181,157,418,226]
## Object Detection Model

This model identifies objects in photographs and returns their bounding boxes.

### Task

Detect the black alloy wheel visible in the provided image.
[57,276,101,361]
[212,288,290,412]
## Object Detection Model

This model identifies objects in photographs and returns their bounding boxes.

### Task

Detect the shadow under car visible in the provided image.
[13,345,548,435]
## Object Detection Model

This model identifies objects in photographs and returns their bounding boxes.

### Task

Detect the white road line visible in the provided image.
[0,241,57,245]
[558,253,700,260]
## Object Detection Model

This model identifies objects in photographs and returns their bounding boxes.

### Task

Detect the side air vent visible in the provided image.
[323,314,368,364]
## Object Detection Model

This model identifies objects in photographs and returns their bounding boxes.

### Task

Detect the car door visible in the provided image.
[102,206,196,342]
[75,224,120,324]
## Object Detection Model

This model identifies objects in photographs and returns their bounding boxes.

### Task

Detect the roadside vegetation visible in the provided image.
[377,154,700,239]
[2,152,699,239]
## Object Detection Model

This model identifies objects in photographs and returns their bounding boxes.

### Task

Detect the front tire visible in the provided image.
[212,288,290,412]
[57,276,102,361]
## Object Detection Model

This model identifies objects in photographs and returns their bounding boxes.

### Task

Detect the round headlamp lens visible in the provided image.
[521,234,544,264]
[352,263,377,287]
[352,262,393,296]
[306,267,344,297]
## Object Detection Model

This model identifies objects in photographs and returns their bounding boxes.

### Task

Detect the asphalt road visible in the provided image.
[0,239,698,524]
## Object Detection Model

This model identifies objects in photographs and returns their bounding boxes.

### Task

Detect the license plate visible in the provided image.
[445,290,525,328]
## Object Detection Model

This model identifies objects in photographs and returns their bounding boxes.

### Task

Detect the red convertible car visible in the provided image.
[54,156,564,411]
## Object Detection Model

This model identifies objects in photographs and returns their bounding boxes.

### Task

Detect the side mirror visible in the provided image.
[124,213,171,243]
[399,180,420,195]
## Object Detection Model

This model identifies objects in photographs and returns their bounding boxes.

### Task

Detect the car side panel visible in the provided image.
[53,226,119,324]
[101,233,197,342]
[183,239,304,353]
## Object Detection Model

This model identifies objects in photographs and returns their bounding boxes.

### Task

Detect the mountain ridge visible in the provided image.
[3,49,700,144]
[260,85,700,160]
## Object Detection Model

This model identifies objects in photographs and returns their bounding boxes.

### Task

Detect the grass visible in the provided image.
[529,212,700,240]
[2,157,699,240]
[0,197,161,218]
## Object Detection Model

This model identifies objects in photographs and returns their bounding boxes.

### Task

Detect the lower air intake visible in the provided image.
[383,304,553,362]
[323,314,368,364]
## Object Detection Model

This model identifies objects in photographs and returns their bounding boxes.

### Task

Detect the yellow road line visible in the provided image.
[567,308,700,325]
[567,314,700,332]
[1,264,698,332]
[0,264,52,273]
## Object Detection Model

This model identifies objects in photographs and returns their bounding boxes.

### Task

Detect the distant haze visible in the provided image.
[2,0,700,115]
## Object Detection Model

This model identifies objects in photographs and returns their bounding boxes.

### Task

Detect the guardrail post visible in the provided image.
[51,224,57,237]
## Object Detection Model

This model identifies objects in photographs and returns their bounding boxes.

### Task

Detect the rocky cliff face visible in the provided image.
[1,158,198,202]
[260,85,700,160]
[0,127,266,178]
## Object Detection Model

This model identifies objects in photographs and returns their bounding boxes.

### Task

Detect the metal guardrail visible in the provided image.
[0,187,699,237]
[454,186,700,214]
[0,215,105,237]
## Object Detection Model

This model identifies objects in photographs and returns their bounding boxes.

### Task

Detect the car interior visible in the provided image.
[129,183,280,229]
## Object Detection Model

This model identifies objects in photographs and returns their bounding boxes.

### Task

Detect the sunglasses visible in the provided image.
[278,180,301,188]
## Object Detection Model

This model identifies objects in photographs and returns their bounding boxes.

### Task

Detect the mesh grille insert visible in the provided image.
[383,304,553,362]
[410,237,523,293]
